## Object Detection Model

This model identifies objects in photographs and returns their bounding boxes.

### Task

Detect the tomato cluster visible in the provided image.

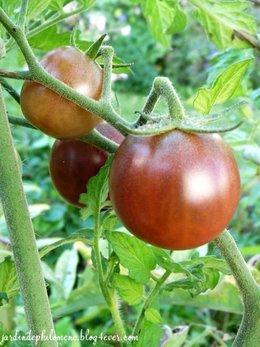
[21,46,240,250]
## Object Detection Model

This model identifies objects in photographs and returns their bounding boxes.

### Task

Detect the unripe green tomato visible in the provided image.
[20,46,103,139]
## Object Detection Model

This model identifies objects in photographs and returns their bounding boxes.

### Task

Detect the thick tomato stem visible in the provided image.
[0,86,58,347]
[214,230,260,347]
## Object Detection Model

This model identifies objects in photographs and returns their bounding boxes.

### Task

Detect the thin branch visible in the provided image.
[0,69,32,80]
[8,115,35,129]
[18,0,29,32]
[81,129,119,153]
[0,78,20,103]
[132,270,171,336]
[100,46,114,101]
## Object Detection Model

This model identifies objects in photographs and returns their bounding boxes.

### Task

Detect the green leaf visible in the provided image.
[164,256,228,295]
[152,247,189,275]
[145,308,162,324]
[166,1,187,34]
[50,0,67,10]
[241,245,260,256]
[0,0,19,18]
[207,48,254,85]
[182,256,231,275]
[80,157,112,220]
[78,0,95,6]
[101,212,119,232]
[161,277,243,314]
[136,320,163,347]
[54,248,79,299]
[243,145,260,165]
[96,54,133,75]
[140,0,175,48]
[250,88,260,110]
[113,274,144,305]
[39,233,93,258]
[192,0,258,50]
[86,33,107,59]
[52,268,105,318]
[0,256,19,306]
[29,26,71,51]
[161,325,189,347]
[193,58,253,114]
[107,232,157,284]
[27,0,52,20]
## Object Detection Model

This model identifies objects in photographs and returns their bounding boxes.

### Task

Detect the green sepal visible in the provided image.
[85,33,107,60]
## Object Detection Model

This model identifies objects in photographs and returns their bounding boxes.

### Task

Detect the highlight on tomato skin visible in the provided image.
[49,122,124,208]
[109,130,241,250]
[20,46,103,139]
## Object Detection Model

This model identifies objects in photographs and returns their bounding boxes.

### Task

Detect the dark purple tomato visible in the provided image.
[49,123,124,207]
[109,130,240,250]
[20,46,103,139]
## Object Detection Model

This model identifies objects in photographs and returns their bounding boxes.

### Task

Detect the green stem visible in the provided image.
[0,86,57,346]
[18,0,29,31]
[137,88,160,125]
[133,77,185,130]
[132,270,171,336]
[100,46,114,101]
[6,5,88,52]
[0,78,20,103]
[142,88,160,114]
[153,77,185,120]
[8,115,35,129]
[0,69,32,80]
[214,230,260,347]
[93,212,126,340]
[81,129,119,153]
[8,115,119,152]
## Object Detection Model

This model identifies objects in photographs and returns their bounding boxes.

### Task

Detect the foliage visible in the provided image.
[0,0,260,346]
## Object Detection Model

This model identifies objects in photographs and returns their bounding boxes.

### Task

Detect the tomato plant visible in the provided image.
[1,2,260,346]
[110,130,240,250]
[49,122,124,207]
[20,46,103,139]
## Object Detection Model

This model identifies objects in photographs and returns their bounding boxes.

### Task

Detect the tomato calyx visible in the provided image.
[131,98,245,136]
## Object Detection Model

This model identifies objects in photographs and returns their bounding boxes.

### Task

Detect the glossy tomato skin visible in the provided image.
[20,46,103,139]
[109,130,240,250]
[50,123,124,207]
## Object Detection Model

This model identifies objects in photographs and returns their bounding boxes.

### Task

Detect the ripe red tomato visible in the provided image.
[109,130,240,250]
[49,123,124,207]
[20,46,103,139]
